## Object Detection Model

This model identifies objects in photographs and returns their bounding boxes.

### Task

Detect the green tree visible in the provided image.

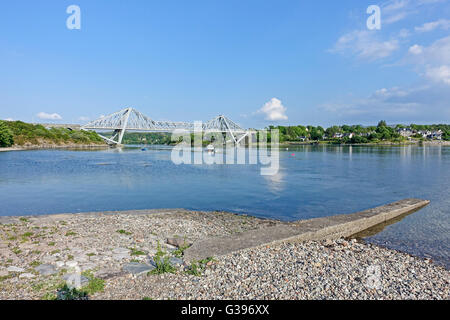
[0,121,14,147]
[377,120,387,128]
[325,126,340,138]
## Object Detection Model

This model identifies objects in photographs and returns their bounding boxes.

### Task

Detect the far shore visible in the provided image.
[0,143,110,152]
[281,140,450,147]
[2,140,449,152]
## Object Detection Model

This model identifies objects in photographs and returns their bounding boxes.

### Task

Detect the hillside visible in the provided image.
[0,120,105,148]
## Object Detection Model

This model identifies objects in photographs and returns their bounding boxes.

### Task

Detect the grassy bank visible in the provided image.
[0,120,105,148]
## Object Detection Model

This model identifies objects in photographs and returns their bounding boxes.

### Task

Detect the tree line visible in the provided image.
[0,120,104,147]
[265,121,450,143]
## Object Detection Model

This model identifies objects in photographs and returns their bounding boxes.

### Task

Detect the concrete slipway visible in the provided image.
[184,199,430,262]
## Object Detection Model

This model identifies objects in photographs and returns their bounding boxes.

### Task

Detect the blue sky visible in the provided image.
[0,0,449,128]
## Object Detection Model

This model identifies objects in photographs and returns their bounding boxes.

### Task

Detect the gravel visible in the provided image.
[96,239,449,300]
[0,211,448,300]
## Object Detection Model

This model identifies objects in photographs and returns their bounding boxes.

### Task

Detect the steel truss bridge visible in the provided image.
[81,107,249,146]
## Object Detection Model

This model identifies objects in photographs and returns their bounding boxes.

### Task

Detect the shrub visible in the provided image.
[0,121,14,147]
[55,284,89,300]
[1,120,104,146]
[148,241,177,275]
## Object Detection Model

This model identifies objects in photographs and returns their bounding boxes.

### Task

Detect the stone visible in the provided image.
[148,257,157,267]
[113,253,130,261]
[80,263,97,271]
[94,269,126,280]
[167,238,191,248]
[19,273,35,279]
[112,248,130,254]
[42,255,57,263]
[66,261,78,268]
[35,264,57,276]
[56,261,65,268]
[0,270,10,277]
[7,266,25,273]
[74,255,88,263]
[63,274,90,289]
[324,240,334,247]
[123,262,155,275]
[169,257,184,266]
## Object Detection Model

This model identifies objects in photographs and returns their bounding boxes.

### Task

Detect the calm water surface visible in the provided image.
[0,145,448,268]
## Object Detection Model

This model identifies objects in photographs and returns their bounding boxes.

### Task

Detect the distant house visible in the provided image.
[397,128,413,137]
[431,130,442,140]
[333,133,344,139]
[344,133,354,139]
[417,130,432,138]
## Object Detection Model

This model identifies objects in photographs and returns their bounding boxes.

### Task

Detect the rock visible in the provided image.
[123,262,155,275]
[7,266,25,273]
[0,270,10,277]
[324,240,334,247]
[112,248,130,254]
[165,244,177,250]
[19,273,35,279]
[88,255,102,262]
[34,264,57,276]
[94,269,126,280]
[66,261,78,268]
[148,257,157,267]
[169,257,184,266]
[113,253,130,261]
[74,255,88,263]
[167,238,191,248]
[42,256,57,263]
[80,263,97,271]
[56,261,65,268]
[63,274,90,289]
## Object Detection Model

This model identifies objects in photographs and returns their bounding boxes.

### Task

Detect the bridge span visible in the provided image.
[81,107,249,146]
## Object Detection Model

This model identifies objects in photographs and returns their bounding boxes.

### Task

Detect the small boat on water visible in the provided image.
[206,144,215,153]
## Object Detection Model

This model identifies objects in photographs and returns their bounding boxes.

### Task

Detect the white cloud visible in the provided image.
[425,65,450,84]
[325,0,450,123]
[320,84,450,122]
[257,98,288,121]
[381,0,446,24]
[331,30,399,61]
[421,36,450,65]
[407,36,450,65]
[3,118,14,121]
[406,36,450,85]
[415,19,450,32]
[408,44,423,54]
[78,116,90,121]
[37,112,62,120]
[382,0,409,13]
[374,87,409,98]
[398,28,411,38]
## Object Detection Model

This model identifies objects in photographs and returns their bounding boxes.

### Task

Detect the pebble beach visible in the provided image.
[0,210,448,300]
